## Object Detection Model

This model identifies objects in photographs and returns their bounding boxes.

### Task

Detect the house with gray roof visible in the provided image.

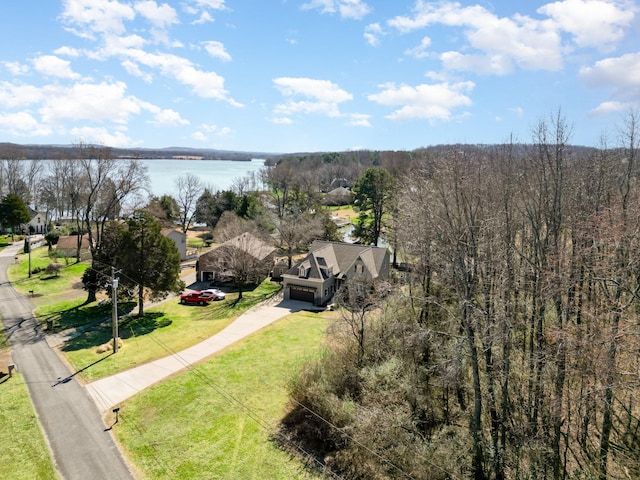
[196,232,276,284]
[281,240,390,306]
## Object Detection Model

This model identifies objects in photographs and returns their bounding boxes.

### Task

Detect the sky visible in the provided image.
[0,0,638,153]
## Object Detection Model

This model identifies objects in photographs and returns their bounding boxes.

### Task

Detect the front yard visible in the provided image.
[7,242,334,478]
[112,310,331,479]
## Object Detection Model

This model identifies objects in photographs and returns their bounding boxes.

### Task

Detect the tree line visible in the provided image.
[282,112,640,479]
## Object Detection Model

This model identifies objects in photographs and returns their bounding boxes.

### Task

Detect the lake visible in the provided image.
[140,158,267,197]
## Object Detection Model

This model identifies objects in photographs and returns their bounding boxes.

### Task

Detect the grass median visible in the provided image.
[112,309,332,480]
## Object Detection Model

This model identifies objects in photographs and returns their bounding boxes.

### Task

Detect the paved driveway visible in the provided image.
[86,297,314,411]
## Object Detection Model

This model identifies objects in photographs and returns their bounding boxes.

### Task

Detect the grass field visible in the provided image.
[113,310,332,480]
[0,374,59,480]
[8,246,88,306]
[59,281,282,382]
[0,328,58,480]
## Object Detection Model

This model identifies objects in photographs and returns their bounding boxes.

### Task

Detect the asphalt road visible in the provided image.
[0,243,134,480]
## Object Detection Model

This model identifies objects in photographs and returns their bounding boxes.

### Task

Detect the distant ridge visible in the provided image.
[0,142,278,161]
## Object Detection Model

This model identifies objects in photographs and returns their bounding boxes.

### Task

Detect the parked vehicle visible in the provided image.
[179,291,215,306]
[200,288,226,300]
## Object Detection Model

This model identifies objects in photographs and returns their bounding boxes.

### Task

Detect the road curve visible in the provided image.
[0,243,134,480]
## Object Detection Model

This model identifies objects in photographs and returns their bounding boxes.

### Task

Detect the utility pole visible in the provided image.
[112,267,119,353]
[27,235,31,278]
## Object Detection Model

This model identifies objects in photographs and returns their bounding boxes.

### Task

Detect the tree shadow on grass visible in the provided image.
[44,301,136,331]
[61,311,172,352]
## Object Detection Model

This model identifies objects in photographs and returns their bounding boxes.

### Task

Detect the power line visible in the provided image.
[124,315,346,479]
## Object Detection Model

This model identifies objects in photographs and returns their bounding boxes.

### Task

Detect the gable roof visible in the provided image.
[56,235,90,250]
[199,232,275,263]
[285,241,388,281]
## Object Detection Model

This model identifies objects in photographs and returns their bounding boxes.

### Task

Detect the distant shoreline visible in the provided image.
[116,156,254,161]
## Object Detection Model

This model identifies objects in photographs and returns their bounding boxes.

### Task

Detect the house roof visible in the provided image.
[161,228,184,237]
[198,232,276,271]
[326,186,351,197]
[284,241,388,281]
[56,235,90,250]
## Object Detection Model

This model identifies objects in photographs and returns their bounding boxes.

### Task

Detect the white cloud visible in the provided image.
[302,0,371,20]
[538,0,634,49]
[3,61,29,75]
[54,46,82,57]
[70,126,136,147]
[0,82,45,108]
[134,0,178,29]
[0,112,53,137]
[185,0,225,23]
[150,108,190,126]
[123,49,242,105]
[202,41,232,61]
[121,60,154,82]
[191,11,214,24]
[39,81,144,124]
[390,1,566,73]
[339,0,371,19]
[191,131,208,142]
[192,0,226,9]
[196,123,233,137]
[33,55,81,79]
[346,113,371,127]
[589,100,634,116]
[271,117,293,125]
[405,36,432,59]
[580,52,640,97]
[368,81,474,121]
[440,51,513,75]
[273,77,353,118]
[61,0,136,37]
[364,23,384,47]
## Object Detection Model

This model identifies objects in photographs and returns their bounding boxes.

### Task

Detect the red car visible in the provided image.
[179,291,215,306]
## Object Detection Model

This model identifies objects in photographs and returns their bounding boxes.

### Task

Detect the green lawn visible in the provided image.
[0,328,58,480]
[8,246,88,306]
[113,310,331,480]
[59,281,282,382]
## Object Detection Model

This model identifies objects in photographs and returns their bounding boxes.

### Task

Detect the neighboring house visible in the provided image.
[196,232,276,284]
[322,186,351,206]
[56,235,91,260]
[281,240,390,306]
[162,228,187,261]
[24,210,48,234]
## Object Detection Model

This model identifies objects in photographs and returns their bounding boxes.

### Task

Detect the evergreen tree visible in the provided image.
[0,194,31,241]
[116,210,184,316]
[351,167,394,246]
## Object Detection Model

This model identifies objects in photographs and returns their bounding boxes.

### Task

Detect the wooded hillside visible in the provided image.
[281,113,640,479]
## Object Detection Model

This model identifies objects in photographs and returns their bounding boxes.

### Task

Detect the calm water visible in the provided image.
[141,158,266,197]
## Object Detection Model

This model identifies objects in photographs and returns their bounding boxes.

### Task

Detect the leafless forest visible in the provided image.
[283,112,640,480]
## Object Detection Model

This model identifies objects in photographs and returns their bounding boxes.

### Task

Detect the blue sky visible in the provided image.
[0,0,638,153]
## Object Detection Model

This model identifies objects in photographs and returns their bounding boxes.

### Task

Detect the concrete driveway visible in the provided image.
[86,296,316,412]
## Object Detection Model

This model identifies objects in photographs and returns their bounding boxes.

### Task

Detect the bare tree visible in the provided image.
[274,211,324,268]
[76,143,148,302]
[175,173,203,233]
